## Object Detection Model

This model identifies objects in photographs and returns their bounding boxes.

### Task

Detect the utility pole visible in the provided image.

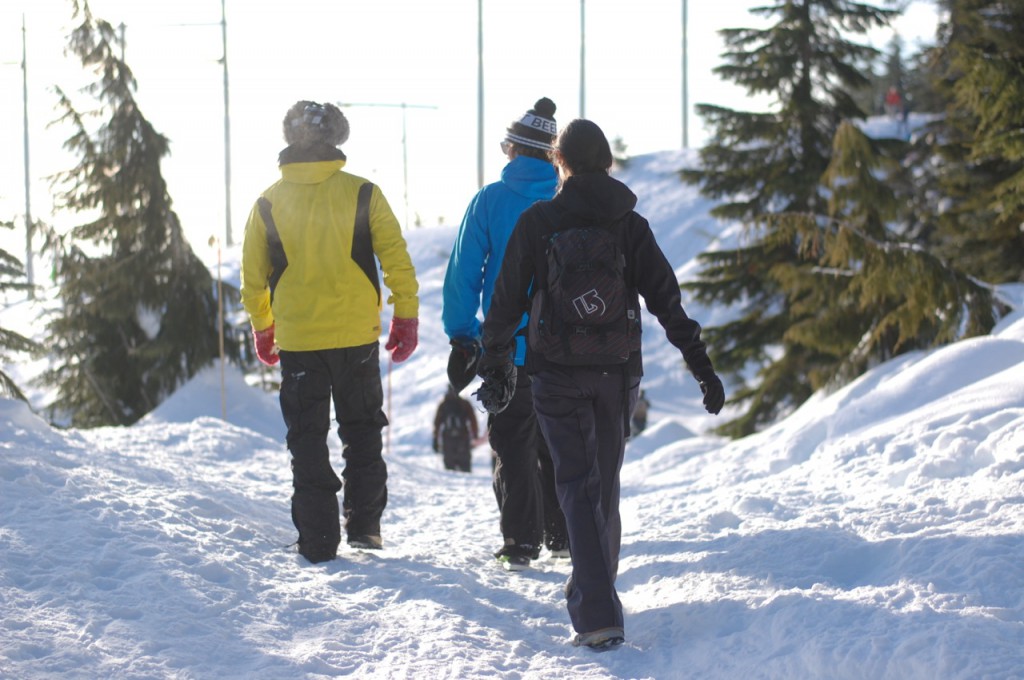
[477,0,484,189]
[682,0,688,148]
[336,102,437,228]
[121,12,234,246]
[220,0,233,246]
[21,14,33,298]
[579,0,586,118]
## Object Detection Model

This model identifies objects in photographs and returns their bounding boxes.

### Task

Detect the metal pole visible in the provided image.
[477,0,484,189]
[128,15,232,241]
[221,0,233,246]
[579,0,586,118]
[21,14,33,298]
[386,355,392,457]
[211,236,226,421]
[337,102,436,228]
[682,0,688,148]
[401,103,409,227]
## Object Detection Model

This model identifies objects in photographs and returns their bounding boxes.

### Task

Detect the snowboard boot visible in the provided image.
[493,543,538,572]
[348,534,383,550]
[547,537,570,559]
[572,627,625,651]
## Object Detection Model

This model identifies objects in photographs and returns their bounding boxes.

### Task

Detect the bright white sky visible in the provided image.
[0,0,937,259]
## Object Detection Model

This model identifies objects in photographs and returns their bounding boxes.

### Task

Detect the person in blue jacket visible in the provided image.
[442,98,568,571]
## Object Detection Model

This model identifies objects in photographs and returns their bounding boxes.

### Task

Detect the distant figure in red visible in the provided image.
[885,86,902,118]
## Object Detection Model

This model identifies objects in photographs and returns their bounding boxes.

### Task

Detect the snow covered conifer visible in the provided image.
[0,222,41,402]
[680,0,897,436]
[40,1,239,426]
[930,0,1024,284]
[783,122,998,397]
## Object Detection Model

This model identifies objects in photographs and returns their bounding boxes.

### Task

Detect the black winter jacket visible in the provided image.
[481,171,714,380]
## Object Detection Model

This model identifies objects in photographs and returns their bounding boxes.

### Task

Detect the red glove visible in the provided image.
[385,317,418,363]
[252,324,279,366]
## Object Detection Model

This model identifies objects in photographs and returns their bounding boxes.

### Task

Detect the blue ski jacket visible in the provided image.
[442,155,557,366]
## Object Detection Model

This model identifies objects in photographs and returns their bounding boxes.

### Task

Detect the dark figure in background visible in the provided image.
[630,390,650,437]
[477,119,725,649]
[433,385,479,472]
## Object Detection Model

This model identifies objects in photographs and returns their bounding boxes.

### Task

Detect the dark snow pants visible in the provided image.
[279,344,389,558]
[530,365,639,634]
[489,370,568,553]
[441,434,472,472]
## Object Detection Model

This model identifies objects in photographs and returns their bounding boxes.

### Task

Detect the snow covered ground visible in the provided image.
[2,134,1023,679]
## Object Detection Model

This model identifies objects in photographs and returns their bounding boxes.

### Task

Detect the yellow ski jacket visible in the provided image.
[240,155,419,351]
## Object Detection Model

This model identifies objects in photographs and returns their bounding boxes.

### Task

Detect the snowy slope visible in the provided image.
[1,141,1023,679]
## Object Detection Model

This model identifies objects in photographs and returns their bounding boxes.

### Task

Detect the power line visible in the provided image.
[336,101,438,229]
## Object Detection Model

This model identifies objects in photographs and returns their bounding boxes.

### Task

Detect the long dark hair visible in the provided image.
[551,119,613,175]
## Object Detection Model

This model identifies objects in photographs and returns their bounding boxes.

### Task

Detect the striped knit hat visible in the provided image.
[504,97,557,151]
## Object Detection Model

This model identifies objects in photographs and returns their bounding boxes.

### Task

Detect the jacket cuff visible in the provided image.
[390,297,419,319]
[250,314,274,333]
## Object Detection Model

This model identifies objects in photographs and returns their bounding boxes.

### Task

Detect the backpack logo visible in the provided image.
[573,289,606,317]
[528,225,641,365]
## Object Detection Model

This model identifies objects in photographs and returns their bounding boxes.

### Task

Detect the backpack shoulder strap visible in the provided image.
[350,182,381,306]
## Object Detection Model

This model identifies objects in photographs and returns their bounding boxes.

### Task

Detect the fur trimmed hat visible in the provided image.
[505,97,557,151]
[282,101,350,148]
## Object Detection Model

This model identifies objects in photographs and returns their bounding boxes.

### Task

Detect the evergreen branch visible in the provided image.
[0,371,29,402]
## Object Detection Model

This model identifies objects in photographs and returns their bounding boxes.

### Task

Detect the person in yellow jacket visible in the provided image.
[241,100,419,564]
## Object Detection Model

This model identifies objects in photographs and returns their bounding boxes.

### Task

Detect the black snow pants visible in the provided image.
[441,432,472,472]
[279,343,389,558]
[530,365,639,634]
[489,369,567,554]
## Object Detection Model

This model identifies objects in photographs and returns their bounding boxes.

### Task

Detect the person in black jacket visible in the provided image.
[477,119,725,650]
[432,385,479,472]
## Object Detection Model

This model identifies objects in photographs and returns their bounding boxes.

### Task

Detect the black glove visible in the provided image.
[447,337,482,393]
[698,373,725,415]
[474,362,517,415]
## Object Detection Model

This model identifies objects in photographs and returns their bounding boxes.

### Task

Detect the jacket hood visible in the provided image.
[278,143,346,165]
[555,172,637,225]
[279,159,347,185]
[278,144,350,184]
[278,144,347,184]
[500,155,558,201]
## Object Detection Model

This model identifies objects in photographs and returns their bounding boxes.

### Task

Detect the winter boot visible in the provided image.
[493,543,537,572]
[572,627,625,651]
[348,534,383,550]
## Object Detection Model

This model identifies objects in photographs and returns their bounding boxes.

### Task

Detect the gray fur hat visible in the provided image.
[282,101,350,148]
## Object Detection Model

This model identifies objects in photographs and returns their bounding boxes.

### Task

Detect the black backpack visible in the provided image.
[528,222,641,365]
[438,398,471,438]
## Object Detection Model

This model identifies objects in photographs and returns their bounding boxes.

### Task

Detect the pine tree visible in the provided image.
[41,1,238,427]
[931,0,1024,283]
[681,0,897,436]
[775,122,998,395]
[1,221,42,402]
[900,41,947,117]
